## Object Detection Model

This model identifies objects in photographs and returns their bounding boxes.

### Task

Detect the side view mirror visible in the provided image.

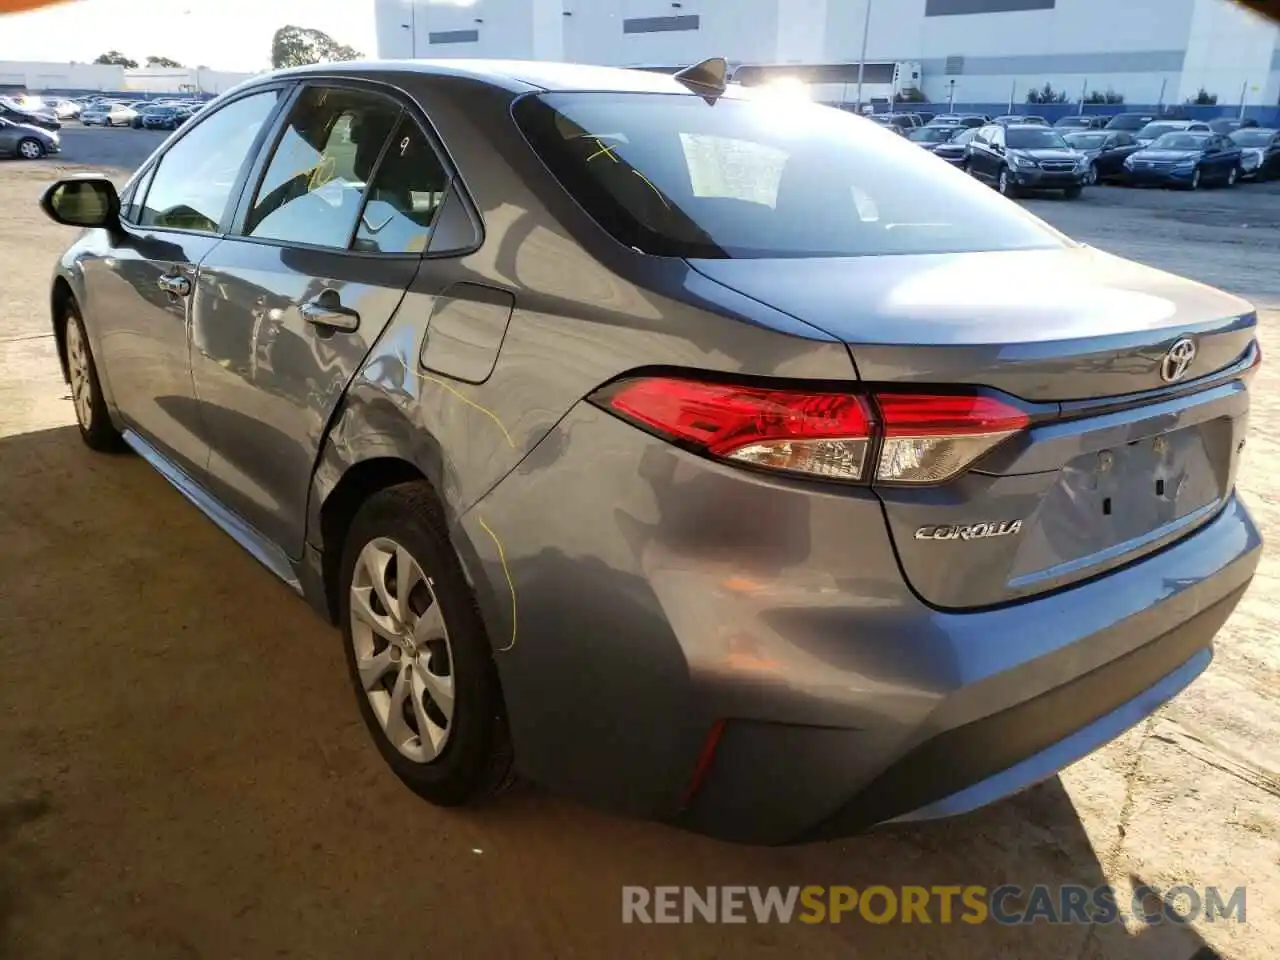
[40,175,120,229]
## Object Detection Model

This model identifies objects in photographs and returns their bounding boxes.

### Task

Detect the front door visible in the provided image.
[84,89,283,477]
[190,84,450,554]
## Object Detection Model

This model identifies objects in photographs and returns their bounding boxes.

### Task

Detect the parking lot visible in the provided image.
[1,125,1279,959]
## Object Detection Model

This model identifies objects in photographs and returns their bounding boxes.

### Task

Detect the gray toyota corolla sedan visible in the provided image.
[39,58,1261,845]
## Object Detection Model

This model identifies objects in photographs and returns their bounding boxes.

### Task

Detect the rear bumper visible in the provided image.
[459,404,1261,845]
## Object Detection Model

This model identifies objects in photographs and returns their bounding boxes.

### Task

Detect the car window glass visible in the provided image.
[246,86,401,249]
[352,117,450,254]
[513,92,1063,259]
[122,166,155,224]
[139,90,278,233]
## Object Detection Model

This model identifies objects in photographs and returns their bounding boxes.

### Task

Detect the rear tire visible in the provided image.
[1086,162,1099,186]
[1225,166,1238,188]
[1187,167,1201,191]
[339,483,514,807]
[63,301,123,452]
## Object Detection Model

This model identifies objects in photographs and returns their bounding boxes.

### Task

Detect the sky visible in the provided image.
[0,0,380,72]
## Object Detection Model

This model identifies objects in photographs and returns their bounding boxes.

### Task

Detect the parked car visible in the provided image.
[1123,131,1243,189]
[1209,118,1258,135]
[913,111,936,124]
[929,113,989,129]
[931,124,979,165]
[49,98,81,119]
[1133,120,1211,146]
[1054,115,1110,130]
[1230,127,1280,180]
[1104,112,1156,132]
[139,103,185,131]
[906,124,960,151]
[0,99,61,131]
[80,102,139,127]
[874,111,923,129]
[1062,130,1144,184]
[993,115,1047,125]
[871,114,912,135]
[0,115,60,159]
[965,122,1088,197]
[35,59,1262,845]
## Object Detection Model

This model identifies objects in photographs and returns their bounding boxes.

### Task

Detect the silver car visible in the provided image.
[80,102,137,127]
[0,115,59,159]
[37,59,1262,844]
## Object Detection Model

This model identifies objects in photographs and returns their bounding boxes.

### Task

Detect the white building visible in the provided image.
[374,0,1280,109]
[0,60,254,96]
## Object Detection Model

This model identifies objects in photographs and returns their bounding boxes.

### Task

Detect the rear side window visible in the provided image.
[246,86,402,249]
[514,92,1062,259]
[353,117,449,254]
[139,90,279,233]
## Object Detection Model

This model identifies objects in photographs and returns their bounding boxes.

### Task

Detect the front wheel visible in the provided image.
[1086,162,1099,186]
[1187,167,1202,190]
[997,168,1018,197]
[339,483,513,807]
[64,302,123,451]
[103,117,112,127]
[17,138,44,160]
[1225,166,1238,187]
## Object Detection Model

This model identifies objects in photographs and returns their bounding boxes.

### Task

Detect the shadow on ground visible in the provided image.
[0,425,1228,959]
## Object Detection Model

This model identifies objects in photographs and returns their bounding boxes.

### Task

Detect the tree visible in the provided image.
[1084,88,1125,105]
[1026,82,1068,105]
[1185,87,1218,106]
[270,25,363,69]
[146,56,184,68]
[93,50,138,68]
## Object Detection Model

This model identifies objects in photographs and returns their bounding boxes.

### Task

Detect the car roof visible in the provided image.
[262,58,710,95]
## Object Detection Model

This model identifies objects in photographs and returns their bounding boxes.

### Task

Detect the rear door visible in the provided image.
[190,81,448,554]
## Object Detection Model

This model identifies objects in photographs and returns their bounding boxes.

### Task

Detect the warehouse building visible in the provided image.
[374,0,1280,110]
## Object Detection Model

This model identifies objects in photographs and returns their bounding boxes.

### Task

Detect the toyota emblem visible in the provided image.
[1160,337,1197,383]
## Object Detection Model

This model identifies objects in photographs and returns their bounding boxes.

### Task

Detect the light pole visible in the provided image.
[947,79,955,110]
[854,0,872,113]
[402,0,418,58]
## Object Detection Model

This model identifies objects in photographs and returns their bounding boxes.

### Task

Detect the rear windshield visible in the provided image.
[1231,130,1275,147]
[514,92,1063,259]
[1064,133,1107,149]
[908,126,955,142]
[1107,116,1152,130]
[1137,123,1182,139]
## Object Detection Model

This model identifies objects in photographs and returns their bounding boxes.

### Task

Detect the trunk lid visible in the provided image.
[690,248,1257,609]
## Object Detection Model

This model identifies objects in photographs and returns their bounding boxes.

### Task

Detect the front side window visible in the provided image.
[245,86,401,249]
[513,92,1063,259]
[139,90,279,233]
[353,117,450,254]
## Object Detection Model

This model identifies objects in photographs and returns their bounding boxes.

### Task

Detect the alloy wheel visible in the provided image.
[18,139,44,160]
[1227,167,1238,186]
[998,169,1012,195]
[1087,163,1098,186]
[1190,168,1201,190]
[65,317,93,429]
[349,537,455,764]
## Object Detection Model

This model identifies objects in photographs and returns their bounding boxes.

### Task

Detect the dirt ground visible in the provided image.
[1,127,1277,960]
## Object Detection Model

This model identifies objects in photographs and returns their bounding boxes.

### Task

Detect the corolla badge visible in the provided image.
[1160,337,1197,383]
[914,520,1023,541]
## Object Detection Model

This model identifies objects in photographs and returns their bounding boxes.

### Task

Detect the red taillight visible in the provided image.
[607,377,875,481]
[597,375,1030,486]
[875,393,1029,484]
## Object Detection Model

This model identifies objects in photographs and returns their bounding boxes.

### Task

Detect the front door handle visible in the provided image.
[301,295,360,333]
[157,273,191,297]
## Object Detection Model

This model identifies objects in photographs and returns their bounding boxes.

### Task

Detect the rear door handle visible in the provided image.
[301,297,360,333]
[157,273,191,297]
